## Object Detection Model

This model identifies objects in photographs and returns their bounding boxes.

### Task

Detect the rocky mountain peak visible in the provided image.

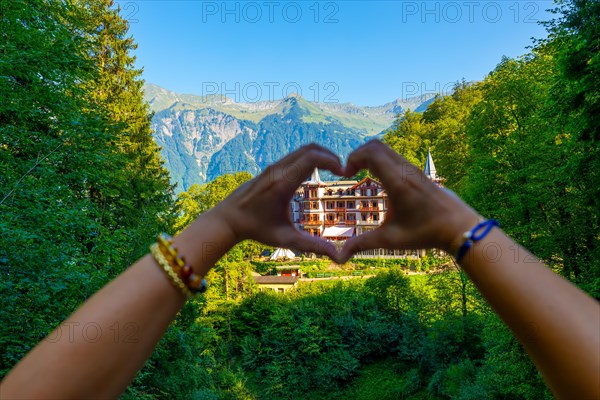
[145,83,439,192]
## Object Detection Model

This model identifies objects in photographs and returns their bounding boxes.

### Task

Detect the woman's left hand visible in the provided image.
[212,143,344,260]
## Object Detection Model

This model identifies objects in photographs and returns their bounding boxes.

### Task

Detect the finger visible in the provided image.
[337,227,391,264]
[296,148,343,180]
[280,228,339,261]
[278,143,343,175]
[254,144,343,194]
[343,140,393,177]
[344,140,423,189]
[280,147,344,192]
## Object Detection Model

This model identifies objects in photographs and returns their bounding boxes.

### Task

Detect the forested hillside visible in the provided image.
[146,84,436,191]
[1,0,598,399]
[1,0,175,377]
[383,0,599,295]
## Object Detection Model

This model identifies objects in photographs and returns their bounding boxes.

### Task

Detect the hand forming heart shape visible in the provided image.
[213,140,481,264]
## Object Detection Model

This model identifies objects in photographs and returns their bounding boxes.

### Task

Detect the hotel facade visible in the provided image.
[291,149,441,258]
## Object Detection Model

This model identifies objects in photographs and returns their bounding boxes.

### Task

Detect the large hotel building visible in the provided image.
[291,150,441,258]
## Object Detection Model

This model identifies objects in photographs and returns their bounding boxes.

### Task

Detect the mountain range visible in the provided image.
[144,83,436,192]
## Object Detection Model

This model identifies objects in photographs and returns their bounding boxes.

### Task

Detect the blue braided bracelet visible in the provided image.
[455,219,500,263]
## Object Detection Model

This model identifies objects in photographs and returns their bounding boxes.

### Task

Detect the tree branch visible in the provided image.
[0,141,64,206]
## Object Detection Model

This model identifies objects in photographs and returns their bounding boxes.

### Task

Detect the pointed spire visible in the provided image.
[308,167,323,184]
[424,148,437,180]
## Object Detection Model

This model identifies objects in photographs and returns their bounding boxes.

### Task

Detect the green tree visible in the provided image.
[541,0,600,293]
[383,83,482,192]
[0,0,127,376]
[461,314,552,400]
[463,53,560,258]
[174,172,252,232]
[174,171,265,260]
[423,81,482,192]
[83,0,176,264]
[0,0,176,381]
[383,110,430,167]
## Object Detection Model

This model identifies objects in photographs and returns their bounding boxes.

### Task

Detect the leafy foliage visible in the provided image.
[383,1,598,296]
[0,0,174,380]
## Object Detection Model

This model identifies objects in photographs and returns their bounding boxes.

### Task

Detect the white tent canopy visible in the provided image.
[270,248,296,260]
[322,226,355,238]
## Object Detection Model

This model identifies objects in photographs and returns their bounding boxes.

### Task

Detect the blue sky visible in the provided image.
[117,1,554,105]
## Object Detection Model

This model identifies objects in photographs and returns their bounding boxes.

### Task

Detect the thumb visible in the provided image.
[281,228,339,261]
[338,228,391,264]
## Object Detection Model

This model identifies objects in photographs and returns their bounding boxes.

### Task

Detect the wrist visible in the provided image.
[439,210,482,254]
[173,208,239,277]
[453,219,500,263]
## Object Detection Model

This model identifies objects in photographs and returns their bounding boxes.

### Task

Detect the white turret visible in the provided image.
[423,148,437,181]
[307,168,323,185]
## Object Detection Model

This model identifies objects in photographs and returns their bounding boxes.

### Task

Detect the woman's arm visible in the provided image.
[0,210,235,399]
[1,143,343,399]
[460,228,600,400]
[340,140,600,400]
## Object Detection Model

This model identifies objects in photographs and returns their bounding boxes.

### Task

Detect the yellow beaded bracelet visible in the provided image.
[150,243,193,299]
[155,234,207,294]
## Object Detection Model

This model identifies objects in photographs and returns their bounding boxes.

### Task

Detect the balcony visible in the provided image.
[301,219,321,225]
[324,218,357,226]
[324,206,347,211]
[359,206,379,211]
[357,219,381,225]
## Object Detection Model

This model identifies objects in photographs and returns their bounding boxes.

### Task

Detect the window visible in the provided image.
[347,201,355,208]
[373,214,379,221]
[371,201,377,208]
[337,201,344,208]
[362,213,367,221]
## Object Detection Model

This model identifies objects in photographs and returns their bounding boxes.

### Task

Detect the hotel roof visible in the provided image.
[254,276,299,284]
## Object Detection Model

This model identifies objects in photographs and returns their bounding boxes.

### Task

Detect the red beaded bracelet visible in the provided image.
[155,234,207,294]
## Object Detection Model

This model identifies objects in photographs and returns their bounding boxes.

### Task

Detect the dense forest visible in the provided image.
[1,0,598,399]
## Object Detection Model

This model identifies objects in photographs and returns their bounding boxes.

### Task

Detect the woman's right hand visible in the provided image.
[338,140,481,263]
